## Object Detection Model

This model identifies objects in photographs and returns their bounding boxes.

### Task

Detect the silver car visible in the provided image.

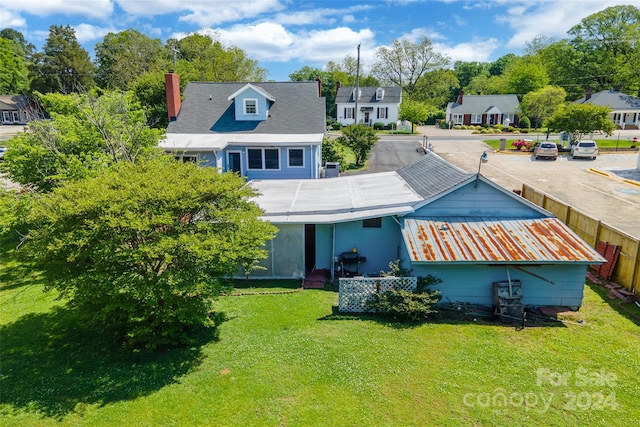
[571,140,598,160]
[534,142,558,160]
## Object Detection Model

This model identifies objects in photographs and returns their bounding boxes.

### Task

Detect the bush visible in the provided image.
[388,123,396,130]
[331,123,341,130]
[366,275,442,321]
[373,122,385,130]
[511,139,533,150]
[519,116,531,129]
[440,121,449,129]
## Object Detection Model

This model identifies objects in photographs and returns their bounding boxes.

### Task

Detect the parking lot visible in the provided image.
[359,127,640,238]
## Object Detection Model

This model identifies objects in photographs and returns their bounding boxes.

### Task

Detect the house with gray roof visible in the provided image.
[248,153,604,310]
[161,74,327,180]
[445,91,520,128]
[335,85,402,127]
[0,95,47,125]
[575,89,640,130]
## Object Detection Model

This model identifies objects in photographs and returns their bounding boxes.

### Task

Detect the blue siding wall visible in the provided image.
[233,87,269,121]
[404,263,587,309]
[334,217,401,275]
[223,145,317,179]
[410,181,546,218]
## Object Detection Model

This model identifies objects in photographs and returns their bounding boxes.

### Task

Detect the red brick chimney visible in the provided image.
[456,90,464,104]
[315,77,322,97]
[165,73,181,122]
[585,87,592,101]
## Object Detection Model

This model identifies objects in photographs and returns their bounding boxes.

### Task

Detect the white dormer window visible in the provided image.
[244,98,258,115]
[376,88,384,100]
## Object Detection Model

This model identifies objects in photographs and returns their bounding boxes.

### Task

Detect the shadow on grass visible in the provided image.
[319,304,568,330]
[585,280,640,327]
[0,306,219,419]
[230,278,302,290]
[0,241,42,292]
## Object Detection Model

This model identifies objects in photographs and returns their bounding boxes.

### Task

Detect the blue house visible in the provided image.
[249,153,604,310]
[161,74,326,179]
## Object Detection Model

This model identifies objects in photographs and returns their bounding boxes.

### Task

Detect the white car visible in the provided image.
[0,147,5,161]
[571,140,598,160]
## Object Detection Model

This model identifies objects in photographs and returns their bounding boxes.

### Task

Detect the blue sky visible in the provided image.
[0,0,632,81]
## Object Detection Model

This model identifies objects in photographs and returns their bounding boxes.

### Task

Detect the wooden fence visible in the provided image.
[521,184,640,295]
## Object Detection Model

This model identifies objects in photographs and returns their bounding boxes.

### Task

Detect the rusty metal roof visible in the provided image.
[403,217,606,264]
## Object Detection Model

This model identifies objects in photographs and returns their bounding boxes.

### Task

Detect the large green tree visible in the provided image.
[1,91,162,191]
[31,25,95,93]
[568,5,640,95]
[0,37,29,93]
[372,36,449,98]
[503,56,549,97]
[336,124,378,166]
[413,69,458,108]
[545,103,616,142]
[95,29,167,90]
[399,100,431,132]
[23,158,276,348]
[518,85,566,129]
[169,33,267,82]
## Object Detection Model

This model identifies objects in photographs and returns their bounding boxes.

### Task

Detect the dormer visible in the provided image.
[352,88,361,101]
[227,83,276,121]
[376,87,385,100]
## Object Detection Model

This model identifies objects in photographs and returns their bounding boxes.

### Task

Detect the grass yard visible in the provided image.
[1,242,640,426]
[484,137,639,152]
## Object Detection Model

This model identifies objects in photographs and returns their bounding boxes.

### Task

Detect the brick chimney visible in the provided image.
[315,77,322,97]
[165,73,181,122]
[585,87,592,101]
[456,90,464,104]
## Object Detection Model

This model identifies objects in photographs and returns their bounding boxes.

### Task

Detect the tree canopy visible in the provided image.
[23,158,277,348]
[336,124,378,166]
[545,103,616,142]
[0,37,29,93]
[518,85,566,129]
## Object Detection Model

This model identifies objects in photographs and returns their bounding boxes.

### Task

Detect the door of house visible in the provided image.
[227,151,242,174]
[304,224,316,272]
[364,111,370,124]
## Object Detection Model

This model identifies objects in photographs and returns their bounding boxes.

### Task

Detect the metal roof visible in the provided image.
[403,217,606,264]
[250,171,422,224]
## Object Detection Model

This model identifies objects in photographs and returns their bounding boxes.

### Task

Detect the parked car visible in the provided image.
[534,141,558,160]
[571,140,598,160]
[0,147,5,161]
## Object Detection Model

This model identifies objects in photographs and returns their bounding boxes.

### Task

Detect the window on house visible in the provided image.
[174,155,198,163]
[377,107,388,119]
[288,148,304,167]
[1,111,9,122]
[11,111,20,122]
[453,114,463,124]
[248,148,280,170]
[244,98,257,115]
[471,114,482,124]
[376,88,384,100]
[345,107,355,119]
[363,217,382,228]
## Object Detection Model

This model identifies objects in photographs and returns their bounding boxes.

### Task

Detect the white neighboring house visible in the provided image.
[335,86,402,127]
[574,89,640,130]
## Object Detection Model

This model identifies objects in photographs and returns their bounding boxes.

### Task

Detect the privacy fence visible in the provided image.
[521,184,640,295]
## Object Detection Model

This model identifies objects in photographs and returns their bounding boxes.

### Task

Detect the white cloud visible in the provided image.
[0,9,26,28]
[435,38,500,62]
[73,24,117,44]
[343,15,356,24]
[3,0,113,19]
[497,0,636,49]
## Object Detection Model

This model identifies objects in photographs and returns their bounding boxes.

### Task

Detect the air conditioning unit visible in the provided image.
[324,162,340,178]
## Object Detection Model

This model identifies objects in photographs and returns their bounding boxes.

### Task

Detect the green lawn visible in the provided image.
[2,241,639,426]
[484,137,638,151]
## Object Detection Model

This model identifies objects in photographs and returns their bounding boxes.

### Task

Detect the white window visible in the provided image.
[1,111,9,122]
[248,148,279,170]
[344,107,355,119]
[243,98,258,115]
[363,217,382,228]
[377,107,388,119]
[376,88,384,100]
[174,155,198,163]
[453,114,463,124]
[11,111,21,122]
[288,148,304,168]
[471,114,482,124]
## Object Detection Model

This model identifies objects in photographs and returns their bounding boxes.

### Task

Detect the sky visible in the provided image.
[0,0,634,81]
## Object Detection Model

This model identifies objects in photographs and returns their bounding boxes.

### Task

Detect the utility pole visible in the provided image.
[354,43,361,125]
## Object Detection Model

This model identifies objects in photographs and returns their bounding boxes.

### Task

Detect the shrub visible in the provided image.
[331,123,341,130]
[366,274,442,321]
[373,122,385,130]
[388,123,396,130]
[494,124,504,131]
[440,121,449,129]
[511,139,533,150]
[519,116,531,129]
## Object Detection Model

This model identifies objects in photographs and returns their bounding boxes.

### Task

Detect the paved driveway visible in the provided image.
[350,127,640,237]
